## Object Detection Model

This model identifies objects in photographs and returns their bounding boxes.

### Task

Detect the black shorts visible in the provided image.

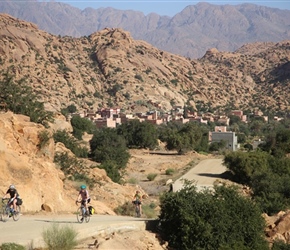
[132,200,141,205]
[82,198,91,205]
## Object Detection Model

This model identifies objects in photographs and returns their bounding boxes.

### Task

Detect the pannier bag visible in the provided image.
[88,205,95,215]
[16,198,23,205]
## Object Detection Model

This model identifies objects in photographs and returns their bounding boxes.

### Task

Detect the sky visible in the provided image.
[57,0,290,16]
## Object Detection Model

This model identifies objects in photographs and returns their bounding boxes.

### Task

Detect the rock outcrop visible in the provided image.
[0,111,142,214]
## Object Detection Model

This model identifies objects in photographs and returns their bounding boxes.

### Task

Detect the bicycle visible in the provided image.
[1,198,21,222]
[76,201,90,223]
[133,200,141,218]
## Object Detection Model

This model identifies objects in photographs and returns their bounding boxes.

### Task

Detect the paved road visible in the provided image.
[0,158,226,247]
[172,158,227,192]
[0,214,148,248]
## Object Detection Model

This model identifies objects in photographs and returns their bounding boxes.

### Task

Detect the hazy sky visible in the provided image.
[58,0,290,16]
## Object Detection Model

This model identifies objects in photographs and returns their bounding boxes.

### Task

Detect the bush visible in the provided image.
[114,201,133,216]
[142,203,158,218]
[99,161,122,183]
[158,183,268,250]
[0,243,25,250]
[37,130,50,149]
[53,130,88,158]
[90,127,130,168]
[127,177,138,184]
[42,223,78,250]
[115,202,158,218]
[272,240,290,250]
[165,168,175,175]
[147,173,157,181]
[0,73,54,126]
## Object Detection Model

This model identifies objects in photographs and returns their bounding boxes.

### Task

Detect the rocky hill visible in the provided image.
[0,1,290,58]
[0,14,289,114]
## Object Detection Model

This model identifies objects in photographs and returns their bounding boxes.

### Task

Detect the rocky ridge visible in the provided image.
[0,14,289,114]
[1,1,290,58]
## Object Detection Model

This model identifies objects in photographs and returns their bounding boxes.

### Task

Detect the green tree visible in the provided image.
[223,151,270,184]
[117,120,158,149]
[159,122,209,154]
[260,129,290,157]
[89,128,130,182]
[53,130,88,158]
[159,184,267,250]
[61,104,77,116]
[0,72,53,126]
[229,114,241,126]
[209,140,226,152]
[70,115,95,139]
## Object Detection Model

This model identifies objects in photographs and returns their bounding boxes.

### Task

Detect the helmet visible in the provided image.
[9,185,15,190]
[80,185,86,190]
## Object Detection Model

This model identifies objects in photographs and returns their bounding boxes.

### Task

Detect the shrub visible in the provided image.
[165,168,175,175]
[0,73,54,126]
[142,203,158,218]
[42,223,78,250]
[114,201,133,216]
[0,243,25,250]
[90,128,129,165]
[272,240,290,250]
[54,153,95,188]
[99,161,122,183]
[53,130,88,158]
[37,130,51,149]
[115,201,157,218]
[127,177,138,184]
[147,173,157,181]
[159,183,268,250]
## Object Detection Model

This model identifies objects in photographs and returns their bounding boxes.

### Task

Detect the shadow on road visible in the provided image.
[197,173,225,178]
[197,171,233,181]
[34,219,78,224]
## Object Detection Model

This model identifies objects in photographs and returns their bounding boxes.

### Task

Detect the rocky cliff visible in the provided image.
[0,111,139,214]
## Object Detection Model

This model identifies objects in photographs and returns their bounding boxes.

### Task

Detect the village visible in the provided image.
[70,101,283,152]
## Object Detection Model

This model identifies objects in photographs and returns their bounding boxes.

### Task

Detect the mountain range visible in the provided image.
[0,1,290,58]
[0,13,289,114]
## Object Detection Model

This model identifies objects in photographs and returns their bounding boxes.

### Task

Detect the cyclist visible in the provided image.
[132,190,142,215]
[2,184,19,214]
[75,184,91,220]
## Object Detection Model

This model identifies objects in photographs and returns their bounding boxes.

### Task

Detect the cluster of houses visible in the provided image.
[71,106,276,151]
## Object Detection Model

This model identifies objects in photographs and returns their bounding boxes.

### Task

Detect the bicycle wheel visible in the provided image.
[135,206,141,218]
[76,207,84,223]
[84,214,90,223]
[2,207,9,222]
[12,205,21,221]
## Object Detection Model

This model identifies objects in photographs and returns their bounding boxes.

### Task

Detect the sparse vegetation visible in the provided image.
[142,203,158,218]
[53,130,89,158]
[37,130,51,149]
[127,177,138,184]
[0,72,54,126]
[147,173,157,181]
[0,243,25,250]
[42,223,78,250]
[165,168,175,175]
[114,201,133,216]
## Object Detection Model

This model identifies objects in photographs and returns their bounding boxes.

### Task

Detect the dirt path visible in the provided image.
[172,158,227,192]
